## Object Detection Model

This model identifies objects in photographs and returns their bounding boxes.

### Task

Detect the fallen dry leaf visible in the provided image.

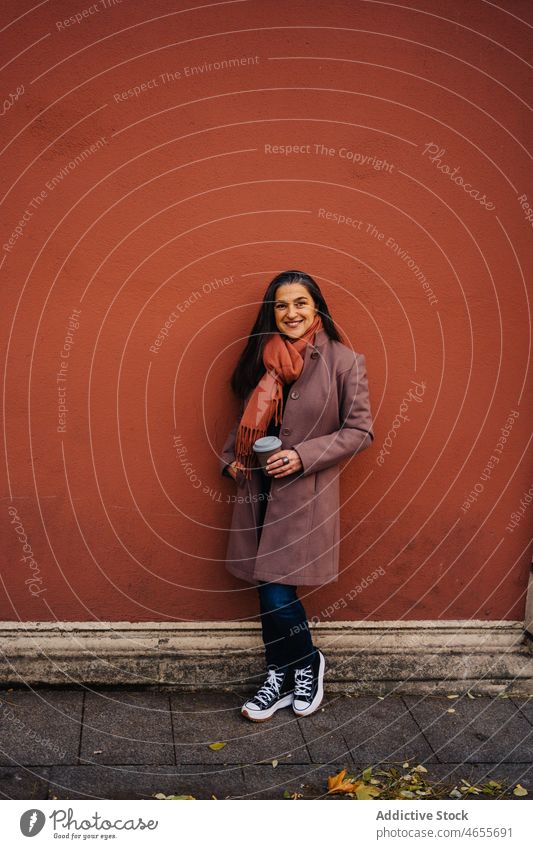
[513,784,528,797]
[327,768,362,795]
[283,789,304,799]
[355,784,381,800]
[154,793,196,800]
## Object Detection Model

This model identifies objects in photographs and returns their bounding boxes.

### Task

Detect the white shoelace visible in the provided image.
[294,665,313,698]
[253,669,284,707]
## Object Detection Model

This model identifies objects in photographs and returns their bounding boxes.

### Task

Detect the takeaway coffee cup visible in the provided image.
[253,436,282,475]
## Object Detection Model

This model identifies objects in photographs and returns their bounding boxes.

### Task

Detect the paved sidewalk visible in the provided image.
[0,687,532,800]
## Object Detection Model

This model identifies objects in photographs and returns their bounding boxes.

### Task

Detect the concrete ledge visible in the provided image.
[0,620,531,694]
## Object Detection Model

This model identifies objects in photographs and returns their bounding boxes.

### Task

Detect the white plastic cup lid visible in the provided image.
[253,436,282,453]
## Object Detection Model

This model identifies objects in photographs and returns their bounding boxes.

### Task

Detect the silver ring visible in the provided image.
[282,456,290,465]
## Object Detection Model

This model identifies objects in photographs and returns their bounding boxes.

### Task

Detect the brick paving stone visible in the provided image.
[80,690,174,766]
[295,694,355,763]
[0,766,50,799]
[47,764,246,800]
[241,764,337,799]
[329,695,437,765]
[170,690,310,765]
[511,696,533,726]
[0,688,83,766]
[403,694,533,764]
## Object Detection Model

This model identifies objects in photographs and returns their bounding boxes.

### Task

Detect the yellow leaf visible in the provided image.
[327,767,346,789]
[355,784,381,800]
[402,761,410,768]
[208,741,227,750]
[513,784,528,796]
[272,759,278,768]
[327,768,361,795]
[154,793,196,800]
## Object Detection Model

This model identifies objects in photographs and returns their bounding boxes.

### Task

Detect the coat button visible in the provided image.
[310,351,319,359]
[290,390,300,399]
[281,427,292,435]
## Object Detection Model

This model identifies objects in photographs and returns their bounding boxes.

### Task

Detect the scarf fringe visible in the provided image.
[234,392,283,480]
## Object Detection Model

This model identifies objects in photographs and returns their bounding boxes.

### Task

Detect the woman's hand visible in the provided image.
[265,449,303,478]
[226,460,239,480]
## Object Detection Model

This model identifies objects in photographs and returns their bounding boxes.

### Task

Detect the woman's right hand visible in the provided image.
[226,461,238,480]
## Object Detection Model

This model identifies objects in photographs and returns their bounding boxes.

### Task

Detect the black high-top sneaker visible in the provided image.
[241,665,294,721]
[292,649,325,716]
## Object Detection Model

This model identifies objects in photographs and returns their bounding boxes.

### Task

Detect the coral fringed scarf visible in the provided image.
[234,313,324,479]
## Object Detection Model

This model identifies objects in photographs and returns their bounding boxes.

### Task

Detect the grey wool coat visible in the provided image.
[219,327,374,586]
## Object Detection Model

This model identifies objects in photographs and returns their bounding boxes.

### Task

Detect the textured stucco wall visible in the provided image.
[2,0,532,624]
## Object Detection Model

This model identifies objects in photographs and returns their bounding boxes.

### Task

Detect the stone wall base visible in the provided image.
[1,620,531,694]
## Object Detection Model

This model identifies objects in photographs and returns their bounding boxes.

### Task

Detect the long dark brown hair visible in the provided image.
[229,270,344,401]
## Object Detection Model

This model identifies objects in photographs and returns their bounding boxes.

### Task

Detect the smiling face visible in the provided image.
[273,282,318,339]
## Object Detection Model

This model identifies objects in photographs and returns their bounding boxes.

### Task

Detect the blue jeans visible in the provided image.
[256,580,318,678]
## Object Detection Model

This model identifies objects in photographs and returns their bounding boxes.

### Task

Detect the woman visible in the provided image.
[219,270,374,721]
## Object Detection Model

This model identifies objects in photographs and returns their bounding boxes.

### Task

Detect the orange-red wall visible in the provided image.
[2,0,532,624]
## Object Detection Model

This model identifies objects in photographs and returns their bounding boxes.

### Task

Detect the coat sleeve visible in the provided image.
[219,412,241,478]
[220,391,250,478]
[291,353,374,476]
